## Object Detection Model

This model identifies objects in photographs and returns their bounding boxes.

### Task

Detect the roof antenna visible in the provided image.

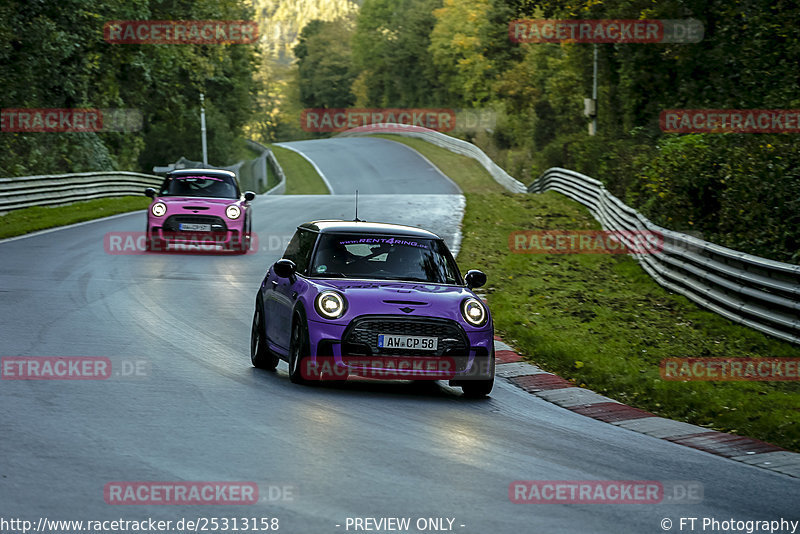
[354,189,362,222]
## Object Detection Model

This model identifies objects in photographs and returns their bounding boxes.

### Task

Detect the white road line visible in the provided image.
[274,142,335,194]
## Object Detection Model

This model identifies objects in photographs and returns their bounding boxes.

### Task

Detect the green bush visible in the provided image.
[532,132,800,264]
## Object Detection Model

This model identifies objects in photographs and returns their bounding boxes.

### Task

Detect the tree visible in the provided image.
[352,0,446,107]
[294,18,357,109]
[429,0,493,106]
[0,0,260,175]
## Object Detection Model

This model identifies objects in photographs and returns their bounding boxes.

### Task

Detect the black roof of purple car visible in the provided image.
[301,220,442,240]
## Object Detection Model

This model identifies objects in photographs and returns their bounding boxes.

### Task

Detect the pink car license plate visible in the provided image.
[179,223,211,231]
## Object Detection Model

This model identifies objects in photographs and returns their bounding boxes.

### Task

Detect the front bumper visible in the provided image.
[305,314,494,380]
[148,228,242,246]
[148,214,245,246]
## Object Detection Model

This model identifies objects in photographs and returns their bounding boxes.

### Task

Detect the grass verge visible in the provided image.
[270,145,329,195]
[375,133,800,452]
[0,196,150,240]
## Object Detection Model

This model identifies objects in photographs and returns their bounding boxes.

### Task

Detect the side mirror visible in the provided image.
[464,269,487,289]
[273,259,296,279]
[144,187,156,198]
[244,191,256,201]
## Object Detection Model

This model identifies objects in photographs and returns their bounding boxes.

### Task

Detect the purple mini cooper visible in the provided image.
[144,168,255,253]
[250,220,495,397]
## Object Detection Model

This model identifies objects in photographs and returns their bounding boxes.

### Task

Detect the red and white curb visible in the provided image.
[492,337,800,478]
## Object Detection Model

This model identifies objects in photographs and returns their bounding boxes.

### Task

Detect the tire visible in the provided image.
[461,379,494,398]
[235,215,252,254]
[251,303,278,370]
[461,351,495,398]
[228,234,247,254]
[244,216,252,250]
[288,310,311,384]
[236,228,249,254]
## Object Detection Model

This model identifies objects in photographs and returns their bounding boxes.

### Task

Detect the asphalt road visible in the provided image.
[276,137,461,195]
[1,138,797,534]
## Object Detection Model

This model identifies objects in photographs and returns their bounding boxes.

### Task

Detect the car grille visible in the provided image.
[162,215,227,232]
[342,315,468,357]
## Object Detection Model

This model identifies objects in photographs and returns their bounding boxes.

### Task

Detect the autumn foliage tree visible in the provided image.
[0,0,260,176]
[346,0,800,262]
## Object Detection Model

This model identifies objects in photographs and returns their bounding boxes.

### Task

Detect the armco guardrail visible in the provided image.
[340,125,798,343]
[1,141,287,213]
[530,167,800,345]
[339,123,527,193]
[248,139,286,195]
[164,141,284,195]
[0,172,162,212]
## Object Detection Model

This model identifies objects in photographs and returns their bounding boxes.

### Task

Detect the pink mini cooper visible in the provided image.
[144,168,255,253]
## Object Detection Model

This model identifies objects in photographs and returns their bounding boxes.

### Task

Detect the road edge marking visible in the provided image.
[493,337,800,479]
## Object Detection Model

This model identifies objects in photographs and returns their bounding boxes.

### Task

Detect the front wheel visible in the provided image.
[461,379,494,398]
[229,233,248,254]
[244,216,252,250]
[461,351,495,398]
[288,311,311,384]
[251,304,278,370]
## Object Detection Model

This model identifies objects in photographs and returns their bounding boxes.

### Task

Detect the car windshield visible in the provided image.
[160,175,239,199]
[309,234,461,284]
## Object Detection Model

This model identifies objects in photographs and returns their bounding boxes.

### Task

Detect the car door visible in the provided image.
[263,266,284,349]
[267,229,317,350]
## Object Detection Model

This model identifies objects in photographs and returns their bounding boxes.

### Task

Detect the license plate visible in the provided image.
[377,334,438,351]
[179,223,211,231]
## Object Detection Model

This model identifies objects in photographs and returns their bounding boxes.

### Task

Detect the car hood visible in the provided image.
[310,279,485,325]
[158,196,240,206]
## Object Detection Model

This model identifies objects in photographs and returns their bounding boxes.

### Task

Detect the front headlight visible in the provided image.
[226,205,241,220]
[315,290,346,319]
[151,202,167,217]
[461,297,487,327]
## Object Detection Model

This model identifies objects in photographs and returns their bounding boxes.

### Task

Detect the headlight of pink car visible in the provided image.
[226,205,241,219]
[151,202,167,217]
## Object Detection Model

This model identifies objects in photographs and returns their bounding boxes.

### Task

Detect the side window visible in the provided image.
[282,229,317,275]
